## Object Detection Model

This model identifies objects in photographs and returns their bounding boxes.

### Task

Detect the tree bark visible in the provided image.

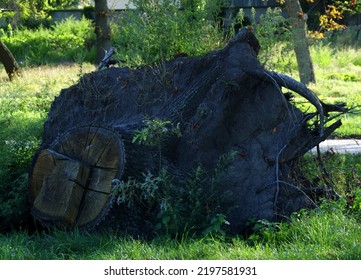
[94,0,112,64]
[0,40,21,81]
[285,0,316,84]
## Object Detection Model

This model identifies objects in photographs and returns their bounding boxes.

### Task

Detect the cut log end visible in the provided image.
[28,125,125,229]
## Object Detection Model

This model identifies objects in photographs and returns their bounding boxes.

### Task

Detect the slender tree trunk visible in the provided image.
[0,40,21,81]
[285,0,316,84]
[94,0,112,64]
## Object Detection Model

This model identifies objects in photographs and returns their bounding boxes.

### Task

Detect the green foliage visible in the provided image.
[0,64,90,231]
[310,43,333,67]
[324,72,361,82]
[112,151,237,237]
[0,172,30,230]
[323,26,361,47]
[243,198,361,259]
[132,118,181,147]
[1,197,361,259]
[299,153,361,198]
[351,189,361,221]
[281,41,361,137]
[0,0,84,28]
[252,7,293,72]
[246,219,288,245]
[1,16,96,66]
[0,93,46,230]
[0,0,49,28]
[111,0,225,67]
[241,153,361,256]
[133,118,181,169]
[47,0,84,9]
[333,0,361,14]
[202,214,230,237]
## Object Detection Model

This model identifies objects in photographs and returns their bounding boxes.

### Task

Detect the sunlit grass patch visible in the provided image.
[1,200,361,260]
[0,63,95,230]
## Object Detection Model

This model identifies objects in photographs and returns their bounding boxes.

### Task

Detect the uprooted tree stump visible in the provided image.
[28,29,346,235]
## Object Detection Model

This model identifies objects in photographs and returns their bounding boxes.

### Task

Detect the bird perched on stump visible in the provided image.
[98,47,124,70]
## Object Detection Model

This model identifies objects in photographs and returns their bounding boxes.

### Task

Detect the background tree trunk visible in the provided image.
[0,40,21,81]
[94,0,112,64]
[285,0,316,84]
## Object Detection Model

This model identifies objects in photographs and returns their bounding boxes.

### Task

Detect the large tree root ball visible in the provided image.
[28,29,343,235]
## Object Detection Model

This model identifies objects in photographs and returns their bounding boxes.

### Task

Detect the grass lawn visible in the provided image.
[309,45,361,137]
[1,201,361,260]
[268,44,361,138]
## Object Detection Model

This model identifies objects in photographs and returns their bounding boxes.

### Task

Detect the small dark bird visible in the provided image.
[98,47,124,70]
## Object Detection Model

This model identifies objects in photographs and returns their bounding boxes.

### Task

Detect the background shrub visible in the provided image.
[1,16,96,66]
[111,0,225,67]
[0,65,87,231]
[0,104,43,231]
